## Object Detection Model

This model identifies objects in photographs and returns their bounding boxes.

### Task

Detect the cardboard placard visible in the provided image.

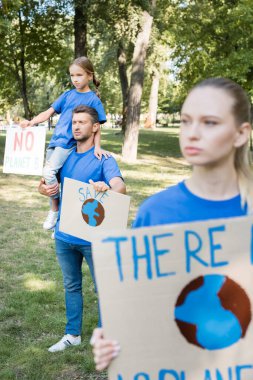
[92,216,253,380]
[59,177,130,242]
[3,126,46,175]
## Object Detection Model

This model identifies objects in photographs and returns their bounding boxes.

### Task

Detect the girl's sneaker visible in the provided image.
[48,334,81,352]
[43,210,58,230]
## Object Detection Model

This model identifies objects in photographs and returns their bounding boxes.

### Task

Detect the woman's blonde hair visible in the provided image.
[70,56,101,98]
[193,78,253,213]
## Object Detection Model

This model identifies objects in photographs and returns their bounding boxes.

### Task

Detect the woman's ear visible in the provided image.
[234,122,252,148]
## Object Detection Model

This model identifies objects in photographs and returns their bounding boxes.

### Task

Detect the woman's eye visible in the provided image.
[181,119,190,125]
[205,120,217,126]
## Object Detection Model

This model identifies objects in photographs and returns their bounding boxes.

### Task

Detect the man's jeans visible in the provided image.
[55,238,101,335]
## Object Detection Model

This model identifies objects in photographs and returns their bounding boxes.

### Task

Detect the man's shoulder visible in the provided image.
[101,153,119,167]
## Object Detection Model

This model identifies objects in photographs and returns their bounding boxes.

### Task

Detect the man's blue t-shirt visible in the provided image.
[49,89,107,149]
[133,181,247,228]
[55,147,122,245]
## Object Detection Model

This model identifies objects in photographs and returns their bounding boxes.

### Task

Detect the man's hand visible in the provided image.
[90,328,120,371]
[38,178,59,197]
[89,179,110,192]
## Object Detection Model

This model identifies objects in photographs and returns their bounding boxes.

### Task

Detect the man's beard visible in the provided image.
[75,135,90,142]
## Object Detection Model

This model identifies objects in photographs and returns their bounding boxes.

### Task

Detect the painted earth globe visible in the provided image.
[174,274,251,350]
[81,198,105,227]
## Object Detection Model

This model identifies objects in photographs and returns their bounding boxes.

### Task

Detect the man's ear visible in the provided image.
[92,123,100,133]
[234,122,251,148]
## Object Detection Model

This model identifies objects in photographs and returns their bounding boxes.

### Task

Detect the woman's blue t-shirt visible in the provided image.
[133,181,247,228]
[49,89,106,149]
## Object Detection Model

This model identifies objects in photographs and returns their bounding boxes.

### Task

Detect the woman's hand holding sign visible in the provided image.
[90,328,120,371]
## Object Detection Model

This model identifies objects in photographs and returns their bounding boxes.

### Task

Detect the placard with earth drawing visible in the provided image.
[59,177,130,242]
[3,126,46,175]
[92,216,253,380]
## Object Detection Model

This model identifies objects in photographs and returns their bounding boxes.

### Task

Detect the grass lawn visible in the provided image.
[0,127,190,380]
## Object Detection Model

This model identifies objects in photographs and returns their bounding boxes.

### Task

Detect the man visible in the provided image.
[39,105,126,352]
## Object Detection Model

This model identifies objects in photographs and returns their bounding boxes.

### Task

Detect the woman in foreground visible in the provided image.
[90,77,253,371]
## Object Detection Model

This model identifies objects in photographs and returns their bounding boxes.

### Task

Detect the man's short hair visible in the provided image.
[72,105,99,124]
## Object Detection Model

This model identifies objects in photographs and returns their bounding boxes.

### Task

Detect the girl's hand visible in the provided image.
[20,119,32,128]
[90,328,121,371]
[89,179,109,192]
[94,146,111,160]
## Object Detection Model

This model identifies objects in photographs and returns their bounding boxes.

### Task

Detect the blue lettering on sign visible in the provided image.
[101,222,239,282]
[102,236,128,281]
[185,230,208,272]
[117,364,253,379]
[152,233,176,278]
[208,225,228,268]
[159,369,185,379]
[203,370,212,380]
[236,364,253,379]
[203,369,232,380]
[134,373,150,380]
[209,367,232,380]
[78,186,110,203]
[98,191,109,204]
[86,187,92,199]
[78,187,85,202]
[132,235,152,280]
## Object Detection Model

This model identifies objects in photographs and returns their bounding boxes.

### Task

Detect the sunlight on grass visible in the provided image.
[23,274,56,292]
[0,174,41,205]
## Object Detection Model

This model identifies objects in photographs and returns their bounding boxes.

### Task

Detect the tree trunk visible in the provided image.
[18,10,31,119]
[74,0,88,57]
[122,10,153,162]
[117,41,129,135]
[144,69,160,129]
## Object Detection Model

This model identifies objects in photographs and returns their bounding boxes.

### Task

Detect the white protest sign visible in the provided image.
[92,216,253,380]
[59,177,130,242]
[3,126,46,175]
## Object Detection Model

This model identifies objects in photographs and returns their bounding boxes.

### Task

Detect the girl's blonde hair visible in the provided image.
[192,78,253,213]
[70,56,101,98]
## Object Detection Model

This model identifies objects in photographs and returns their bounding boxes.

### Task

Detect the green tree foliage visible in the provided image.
[165,0,253,100]
[0,0,72,117]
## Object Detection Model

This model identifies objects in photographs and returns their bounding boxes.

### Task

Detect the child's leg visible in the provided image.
[51,197,59,212]
[42,146,75,229]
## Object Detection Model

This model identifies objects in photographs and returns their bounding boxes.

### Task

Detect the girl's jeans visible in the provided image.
[43,146,75,199]
[55,238,101,335]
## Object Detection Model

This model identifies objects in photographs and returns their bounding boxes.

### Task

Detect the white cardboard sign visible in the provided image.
[3,126,46,175]
[92,216,253,380]
[59,177,130,242]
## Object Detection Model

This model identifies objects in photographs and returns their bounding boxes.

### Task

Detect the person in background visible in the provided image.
[39,105,126,352]
[21,56,107,231]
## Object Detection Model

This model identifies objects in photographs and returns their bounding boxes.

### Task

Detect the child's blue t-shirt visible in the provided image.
[133,181,247,228]
[54,146,123,245]
[49,89,107,149]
